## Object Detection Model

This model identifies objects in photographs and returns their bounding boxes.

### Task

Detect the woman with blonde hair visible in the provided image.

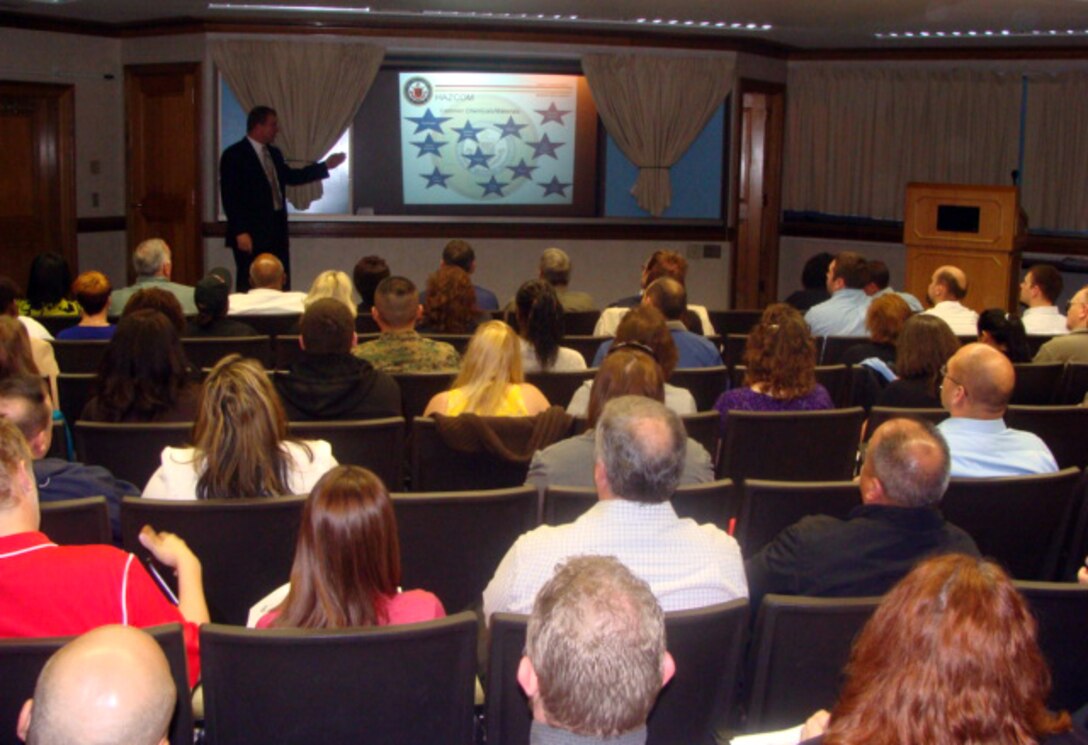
[800,554,1082,744]
[142,354,337,500]
[304,270,357,317]
[423,320,549,416]
[250,465,444,629]
[713,303,833,434]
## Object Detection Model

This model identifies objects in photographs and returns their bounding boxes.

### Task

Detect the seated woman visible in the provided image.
[121,286,188,335]
[799,554,1082,744]
[528,347,713,492]
[0,315,59,409]
[249,465,444,628]
[714,303,833,435]
[418,265,483,335]
[18,252,79,318]
[142,354,337,500]
[56,271,115,340]
[424,320,549,417]
[875,314,960,409]
[514,280,587,373]
[82,309,199,423]
[841,293,912,367]
[567,305,696,417]
[978,308,1032,363]
[305,270,357,318]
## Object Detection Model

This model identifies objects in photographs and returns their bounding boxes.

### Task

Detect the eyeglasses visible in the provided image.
[939,364,964,393]
[1067,299,1085,312]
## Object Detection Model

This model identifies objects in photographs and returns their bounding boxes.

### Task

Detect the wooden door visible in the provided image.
[125,63,201,286]
[0,82,76,289]
[733,81,785,309]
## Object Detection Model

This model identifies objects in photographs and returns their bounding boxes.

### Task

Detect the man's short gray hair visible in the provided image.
[868,418,951,508]
[526,555,665,739]
[132,239,170,278]
[539,248,571,286]
[595,395,686,503]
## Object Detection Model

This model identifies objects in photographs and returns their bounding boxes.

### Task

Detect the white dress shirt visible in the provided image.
[923,301,980,336]
[227,288,307,315]
[1021,306,1068,336]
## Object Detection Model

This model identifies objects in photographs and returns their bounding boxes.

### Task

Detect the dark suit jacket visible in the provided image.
[219,138,329,252]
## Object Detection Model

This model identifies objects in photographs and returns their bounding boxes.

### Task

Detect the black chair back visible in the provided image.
[39,496,111,545]
[543,480,739,533]
[1015,580,1088,712]
[238,313,300,337]
[708,310,762,337]
[525,369,596,410]
[745,594,880,731]
[1005,405,1088,470]
[393,372,456,420]
[683,410,721,458]
[74,421,191,488]
[120,495,306,625]
[737,480,859,556]
[865,406,948,441]
[942,467,1082,580]
[287,418,406,489]
[819,336,868,365]
[0,623,193,745]
[1011,362,1065,405]
[717,408,865,482]
[1060,363,1088,404]
[723,334,748,369]
[561,335,610,367]
[56,373,97,427]
[561,310,601,336]
[393,486,537,612]
[51,340,108,373]
[272,334,303,369]
[182,335,271,369]
[1024,334,1051,358]
[200,613,477,745]
[487,600,749,745]
[669,366,729,411]
[814,364,851,407]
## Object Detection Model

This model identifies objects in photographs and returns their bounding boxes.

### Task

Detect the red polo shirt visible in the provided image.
[0,531,200,686]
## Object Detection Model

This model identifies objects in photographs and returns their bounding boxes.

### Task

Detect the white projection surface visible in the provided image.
[399,72,578,206]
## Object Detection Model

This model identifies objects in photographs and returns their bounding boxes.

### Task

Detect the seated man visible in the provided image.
[17,625,176,745]
[593,278,722,368]
[1019,264,1068,336]
[275,298,401,420]
[596,250,716,336]
[0,417,207,685]
[1034,284,1088,363]
[353,276,461,373]
[804,251,871,337]
[504,247,596,314]
[922,265,978,336]
[226,253,306,315]
[864,259,924,312]
[109,238,196,316]
[938,343,1058,477]
[745,418,979,610]
[519,555,675,744]
[484,396,746,618]
[0,375,135,540]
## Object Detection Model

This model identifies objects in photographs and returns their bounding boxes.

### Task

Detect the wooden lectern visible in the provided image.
[903,183,1024,313]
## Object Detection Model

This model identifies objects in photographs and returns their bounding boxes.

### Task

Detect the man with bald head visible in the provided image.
[17,625,175,745]
[923,265,979,335]
[745,418,979,610]
[592,277,722,368]
[226,253,306,315]
[1034,284,1088,363]
[937,343,1058,477]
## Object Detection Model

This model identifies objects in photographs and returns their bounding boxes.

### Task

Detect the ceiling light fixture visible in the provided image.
[208,3,371,13]
[876,26,1088,40]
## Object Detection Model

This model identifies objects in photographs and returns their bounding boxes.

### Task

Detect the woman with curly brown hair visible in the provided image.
[418,265,483,334]
[876,314,961,408]
[713,303,832,435]
[842,293,913,366]
[800,554,1083,744]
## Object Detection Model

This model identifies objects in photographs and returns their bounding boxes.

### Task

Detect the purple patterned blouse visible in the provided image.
[713,385,835,435]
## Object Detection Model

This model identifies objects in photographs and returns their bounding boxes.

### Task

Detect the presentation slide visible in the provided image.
[398,72,579,206]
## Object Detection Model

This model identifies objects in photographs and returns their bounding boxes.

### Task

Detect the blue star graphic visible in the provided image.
[527,134,564,160]
[507,159,538,180]
[496,116,528,139]
[421,167,452,189]
[540,176,571,197]
[535,102,571,125]
[452,120,485,142]
[465,148,493,169]
[479,176,508,197]
[405,108,452,134]
[410,134,446,158]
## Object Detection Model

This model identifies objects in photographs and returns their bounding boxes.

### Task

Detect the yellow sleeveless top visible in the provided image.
[445,385,530,416]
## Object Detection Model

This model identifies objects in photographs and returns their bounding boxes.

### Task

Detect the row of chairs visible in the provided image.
[4,582,1085,745]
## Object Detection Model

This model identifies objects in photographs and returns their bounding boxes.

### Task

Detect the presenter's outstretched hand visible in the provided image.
[325,152,347,170]
[236,233,253,253]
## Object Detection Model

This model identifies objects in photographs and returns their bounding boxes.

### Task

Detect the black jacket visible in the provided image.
[274,353,401,421]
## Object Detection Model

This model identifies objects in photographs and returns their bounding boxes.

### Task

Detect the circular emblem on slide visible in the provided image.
[403,77,432,106]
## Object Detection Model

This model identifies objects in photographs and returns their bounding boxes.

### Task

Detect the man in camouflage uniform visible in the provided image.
[353,276,461,373]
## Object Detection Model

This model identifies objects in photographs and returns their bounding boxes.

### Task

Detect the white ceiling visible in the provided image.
[3,0,1088,50]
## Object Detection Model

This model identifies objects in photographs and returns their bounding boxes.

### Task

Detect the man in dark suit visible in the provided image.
[219,105,346,291]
